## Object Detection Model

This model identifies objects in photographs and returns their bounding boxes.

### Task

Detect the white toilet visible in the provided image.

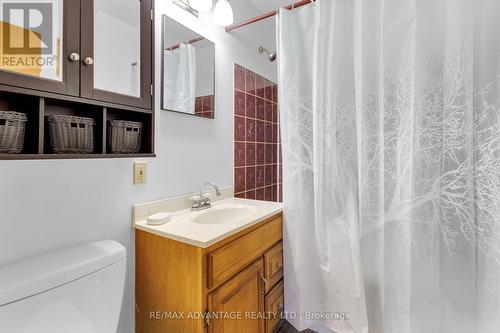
[0,241,126,333]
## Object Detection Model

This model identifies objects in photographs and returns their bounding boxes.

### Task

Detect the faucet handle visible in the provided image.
[201,193,212,205]
[190,195,201,208]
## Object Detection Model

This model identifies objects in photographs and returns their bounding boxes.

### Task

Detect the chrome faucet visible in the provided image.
[191,182,221,211]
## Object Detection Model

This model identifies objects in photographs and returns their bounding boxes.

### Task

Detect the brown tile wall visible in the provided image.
[234,63,282,202]
[195,95,214,118]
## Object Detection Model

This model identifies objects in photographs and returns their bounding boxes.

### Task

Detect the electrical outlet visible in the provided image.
[134,162,147,185]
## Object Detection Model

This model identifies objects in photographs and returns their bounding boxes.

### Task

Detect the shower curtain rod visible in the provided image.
[165,36,205,50]
[225,0,315,32]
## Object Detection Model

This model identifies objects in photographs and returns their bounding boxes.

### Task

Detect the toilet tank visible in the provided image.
[0,241,126,333]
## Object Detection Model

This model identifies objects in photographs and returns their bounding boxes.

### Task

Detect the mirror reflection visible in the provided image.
[162,15,215,118]
[94,0,141,97]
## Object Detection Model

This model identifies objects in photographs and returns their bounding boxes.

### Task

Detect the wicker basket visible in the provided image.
[0,111,27,154]
[47,115,95,154]
[108,120,142,154]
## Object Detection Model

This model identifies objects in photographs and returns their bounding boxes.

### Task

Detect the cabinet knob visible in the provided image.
[68,52,80,62]
[84,57,94,66]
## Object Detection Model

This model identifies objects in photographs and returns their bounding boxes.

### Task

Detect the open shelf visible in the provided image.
[44,98,104,155]
[106,107,154,155]
[0,91,154,160]
[0,92,41,155]
[0,153,155,160]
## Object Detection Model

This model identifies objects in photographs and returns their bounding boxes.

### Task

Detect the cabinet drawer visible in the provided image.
[265,280,284,333]
[207,215,282,289]
[264,242,283,293]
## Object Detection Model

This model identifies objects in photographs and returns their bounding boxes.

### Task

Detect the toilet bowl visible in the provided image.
[0,240,126,333]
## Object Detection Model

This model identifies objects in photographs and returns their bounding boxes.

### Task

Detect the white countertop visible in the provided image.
[133,198,283,248]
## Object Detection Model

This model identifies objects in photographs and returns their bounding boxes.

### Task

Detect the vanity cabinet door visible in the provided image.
[0,0,80,96]
[207,259,265,333]
[80,0,153,109]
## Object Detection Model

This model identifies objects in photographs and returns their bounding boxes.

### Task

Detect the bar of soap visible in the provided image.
[147,212,172,225]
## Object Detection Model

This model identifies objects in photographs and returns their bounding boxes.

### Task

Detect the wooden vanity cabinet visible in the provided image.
[135,212,285,333]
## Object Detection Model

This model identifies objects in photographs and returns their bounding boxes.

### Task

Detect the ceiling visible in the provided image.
[246,0,295,14]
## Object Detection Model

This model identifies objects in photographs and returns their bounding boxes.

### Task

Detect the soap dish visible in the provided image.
[147,212,172,226]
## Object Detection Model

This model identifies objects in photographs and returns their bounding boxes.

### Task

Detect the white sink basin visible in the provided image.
[192,206,255,225]
[133,198,283,248]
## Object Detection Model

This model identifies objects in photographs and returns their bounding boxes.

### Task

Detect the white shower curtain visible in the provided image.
[278,1,500,333]
[163,43,196,113]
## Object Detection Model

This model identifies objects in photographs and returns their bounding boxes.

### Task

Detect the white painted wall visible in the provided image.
[0,1,276,332]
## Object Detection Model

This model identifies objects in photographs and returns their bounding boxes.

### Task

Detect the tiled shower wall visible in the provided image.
[234,63,282,202]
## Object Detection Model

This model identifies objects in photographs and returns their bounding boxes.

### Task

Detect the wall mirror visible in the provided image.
[161,15,215,119]
[94,0,141,97]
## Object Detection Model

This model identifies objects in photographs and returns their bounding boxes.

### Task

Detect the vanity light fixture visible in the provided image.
[190,0,213,11]
[173,0,233,27]
[213,0,234,26]
[173,0,199,17]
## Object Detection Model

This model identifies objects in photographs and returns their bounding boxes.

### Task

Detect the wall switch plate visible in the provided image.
[134,162,147,185]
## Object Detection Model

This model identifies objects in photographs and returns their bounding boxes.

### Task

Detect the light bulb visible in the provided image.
[190,0,212,11]
[213,0,233,26]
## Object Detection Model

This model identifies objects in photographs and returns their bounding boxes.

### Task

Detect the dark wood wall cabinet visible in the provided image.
[0,0,154,160]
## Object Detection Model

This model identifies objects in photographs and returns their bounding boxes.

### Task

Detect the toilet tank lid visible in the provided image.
[0,240,126,306]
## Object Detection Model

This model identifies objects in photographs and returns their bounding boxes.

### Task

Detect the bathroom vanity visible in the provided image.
[134,197,284,333]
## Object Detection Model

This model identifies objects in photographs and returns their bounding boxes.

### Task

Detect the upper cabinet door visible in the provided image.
[0,0,80,96]
[80,0,153,109]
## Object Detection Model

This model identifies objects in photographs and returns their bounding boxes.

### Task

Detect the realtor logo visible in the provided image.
[2,2,53,54]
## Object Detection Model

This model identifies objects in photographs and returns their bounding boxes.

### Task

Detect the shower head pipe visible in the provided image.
[258,46,277,62]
